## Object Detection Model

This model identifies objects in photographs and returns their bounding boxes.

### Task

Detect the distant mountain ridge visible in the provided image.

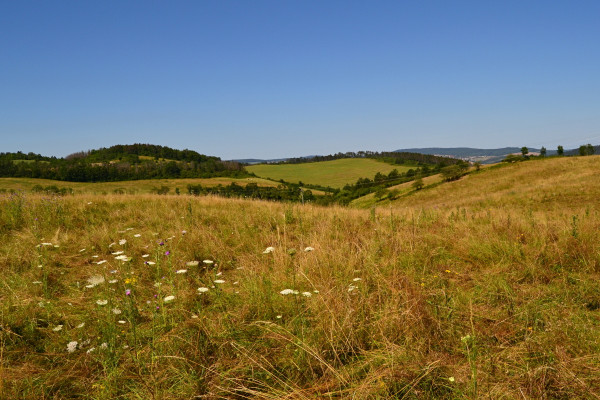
[394,147,557,164]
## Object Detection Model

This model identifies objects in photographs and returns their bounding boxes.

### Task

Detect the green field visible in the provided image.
[0,176,279,195]
[247,158,412,188]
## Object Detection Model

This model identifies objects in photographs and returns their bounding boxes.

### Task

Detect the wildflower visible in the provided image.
[313,290,320,294]
[176,269,187,274]
[108,279,117,284]
[214,279,225,284]
[119,239,127,245]
[117,320,126,324]
[41,242,53,246]
[352,278,362,282]
[115,255,130,261]
[163,295,175,303]
[142,254,150,258]
[32,281,42,284]
[134,234,141,238]
[186,261,199,267]
[126,227,133,231]
[276,315,282,319]
[125,289,131,296]
[87,275,105,287]
[448,377,455,382]
[263,246,275,254]
[79,248,86,252]
[280,289,298,295]
[165,251,170,256]
[112,308,122,315]
[66,341,78,353]
[181,230,187,235]
[100,342,108,349]
[92,255,99,258]
[112,251,124,255]
[158,241,164,246]
[348,285,357,292]
[203,259,214,265]
[145,261,155,265]
[86,347,95,354]
[110,269,118,274]
[76,323,85,328]
[53,325,63,332]
[301,292,312,297]
[304,246,314,252]
[96,299,108,305]
[197,287,209,293]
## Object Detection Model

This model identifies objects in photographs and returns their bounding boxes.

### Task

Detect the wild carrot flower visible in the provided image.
[163,295,175,303]
[176,269,187,274]
[186,261,199,267]
[203,260,214,265]
[66,341,78,353]
[214,279,225,284]
[197,287,209,293]
[96,299,108,305]
[280,289,298,295]
[301,292,312,297]
[53,325,63,332]
[263,247,275,254]
[119,239,127,245]
[304,246,315,252]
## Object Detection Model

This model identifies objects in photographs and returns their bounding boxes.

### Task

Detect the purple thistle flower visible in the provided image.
[165,250,170,256]
[125,289,131,296]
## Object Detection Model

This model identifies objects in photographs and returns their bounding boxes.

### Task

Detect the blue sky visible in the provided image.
[1,1,599,159]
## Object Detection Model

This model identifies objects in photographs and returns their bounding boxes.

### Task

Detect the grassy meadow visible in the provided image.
[247,158,411,188]
[0,177,279,195]
[1,156,600,398]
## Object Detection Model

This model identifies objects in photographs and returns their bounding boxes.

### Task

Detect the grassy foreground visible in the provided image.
[1,158,600,398]
[247,158,411,188]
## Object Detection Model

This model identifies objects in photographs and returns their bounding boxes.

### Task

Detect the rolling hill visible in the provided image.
[246,158,414,188]
[1,155,599,398]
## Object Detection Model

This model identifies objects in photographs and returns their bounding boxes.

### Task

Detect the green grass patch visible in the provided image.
[247,158,413,188]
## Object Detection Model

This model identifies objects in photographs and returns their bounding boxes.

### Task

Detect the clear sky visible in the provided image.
[1,1,599,160]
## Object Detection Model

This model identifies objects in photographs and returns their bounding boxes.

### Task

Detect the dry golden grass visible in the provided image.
[1,155,599,399]
[0,176,279,195]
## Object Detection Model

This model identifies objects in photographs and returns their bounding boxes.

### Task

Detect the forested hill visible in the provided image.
[68,144,218,163]
[0,144,246,182]
[274,151,461,166]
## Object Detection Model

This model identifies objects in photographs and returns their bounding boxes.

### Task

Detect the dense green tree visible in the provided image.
[540,147,547,157]
[557,145,564,156]
[521,147,529,156]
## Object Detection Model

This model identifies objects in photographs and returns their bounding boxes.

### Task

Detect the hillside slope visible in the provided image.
[391,155,600,212]
[247,158,412,188]
[1,156,599,398]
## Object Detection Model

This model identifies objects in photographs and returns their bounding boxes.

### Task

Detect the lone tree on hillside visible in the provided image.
[557,145,564,156]
[521,147,529,156]
[540,147,547,157]
[412,176,424,190]
[579,144,595,156]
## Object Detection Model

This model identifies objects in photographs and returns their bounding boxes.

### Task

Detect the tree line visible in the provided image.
[0,144,246,182]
